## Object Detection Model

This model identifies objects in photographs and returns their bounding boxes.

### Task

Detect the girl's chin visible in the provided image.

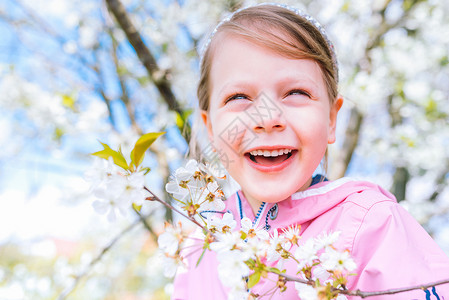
[246,188,296,204]
[243,180,311,203]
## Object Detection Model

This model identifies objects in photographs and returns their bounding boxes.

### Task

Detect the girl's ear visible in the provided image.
[201,110,214,142]
[328,95,344,144]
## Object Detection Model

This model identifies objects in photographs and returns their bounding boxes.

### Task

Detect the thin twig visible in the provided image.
[133,209,157,239]
[57,214,148,300]
[278,271,449,298]
[342,278,449,298]
[276,273,308,285]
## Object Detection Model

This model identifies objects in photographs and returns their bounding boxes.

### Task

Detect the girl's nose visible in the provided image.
[253,116,286,133]
[249,93,285,133]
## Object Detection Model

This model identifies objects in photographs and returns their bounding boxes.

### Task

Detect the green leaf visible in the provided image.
[130,132,165,168]
[92,141,129,170]
[175,109,193,131]
[132,203,142,212]
[267,267,281,274]
[247,271,261,289]
[440,56,449,67]
[54,127,65,141]
[61,94,76,109]
[137,76,150,86]
[141,167,151,175]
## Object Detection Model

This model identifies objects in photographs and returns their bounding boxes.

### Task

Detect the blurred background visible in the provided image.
[0,0,448,299]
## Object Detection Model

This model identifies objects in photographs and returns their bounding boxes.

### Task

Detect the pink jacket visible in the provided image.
[172,178,449,299]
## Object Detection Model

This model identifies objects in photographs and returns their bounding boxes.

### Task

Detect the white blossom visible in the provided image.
[158,225,182,256]
[266,230,290,262]
[160,253,186,278]
[311,266,331,284]
[228,286,250,300]
[209,232,243,254]
[112,171,147,205]
[165,178,191,203]
[294,238,319,270]
[320,248,357,273]
[240,217,269,240]
[198,181,225,211]
[91,192,128,223]
[200,161,227,180]
[282,225,301,245]
[314,231,341,251]
[207,212,236,233]
[295,282,318,300]
[84,157,117,189]
[240,217,253,233]
[216,250,251,289]
[165,160,203,203]
[173,159,200,181]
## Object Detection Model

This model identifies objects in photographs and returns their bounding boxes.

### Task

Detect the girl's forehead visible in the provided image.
[209,29,307,63]
[209,32,312,73]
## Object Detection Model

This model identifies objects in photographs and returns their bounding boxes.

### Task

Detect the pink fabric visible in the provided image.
[172,178,449,299]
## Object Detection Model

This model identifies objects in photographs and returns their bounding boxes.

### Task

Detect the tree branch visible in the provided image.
[104,0,191,142]
[278,270,449,298]
[144,186,206,230]
[342,278,449,298]
[133,209,157,240]
[429,161,449,202]
[57,213,150,300]
[108,27,143,135]
[332,0,423,178]
[330,106,363,180]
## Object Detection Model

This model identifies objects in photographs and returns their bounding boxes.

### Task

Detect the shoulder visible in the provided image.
[313,178,399,216]
[292,177,396,207]
[310,178,402,250]
[337,178,397,209]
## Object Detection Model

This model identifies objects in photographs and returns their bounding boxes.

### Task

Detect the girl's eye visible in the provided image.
[286,89,311,98]
[225,93,250,104]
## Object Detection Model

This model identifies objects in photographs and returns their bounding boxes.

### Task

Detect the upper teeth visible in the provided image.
[249,149,292,157]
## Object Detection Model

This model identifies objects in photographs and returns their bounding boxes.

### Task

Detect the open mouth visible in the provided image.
[245,149,295,166]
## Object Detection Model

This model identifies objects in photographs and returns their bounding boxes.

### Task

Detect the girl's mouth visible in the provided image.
[245,149,295,167]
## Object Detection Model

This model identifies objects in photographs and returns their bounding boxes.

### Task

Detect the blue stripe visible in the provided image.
[425,289,431,300]
[199,210,228,219]
[236,192,244,220]
[432,286,441,300]
[252,202,266,227]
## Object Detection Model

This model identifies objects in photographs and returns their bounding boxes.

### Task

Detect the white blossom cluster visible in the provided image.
[157,223,187,278]
[159,161,357,299]
[85,158,147,222]
[165,159,226,216]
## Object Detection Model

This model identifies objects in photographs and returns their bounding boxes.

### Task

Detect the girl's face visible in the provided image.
[202,34,342,211]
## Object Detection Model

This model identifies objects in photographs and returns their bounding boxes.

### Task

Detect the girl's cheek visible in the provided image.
[213,113,251,152]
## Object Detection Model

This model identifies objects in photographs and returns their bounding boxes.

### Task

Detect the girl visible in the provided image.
[173,3,449,299]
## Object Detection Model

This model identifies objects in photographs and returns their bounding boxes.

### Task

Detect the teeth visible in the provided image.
[249,149,292,157]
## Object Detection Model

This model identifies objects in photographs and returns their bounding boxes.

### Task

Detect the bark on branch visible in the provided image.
[331,107,363,180]
[104,0,191,141]
[332,0,422,178]
[280,271,449,298]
